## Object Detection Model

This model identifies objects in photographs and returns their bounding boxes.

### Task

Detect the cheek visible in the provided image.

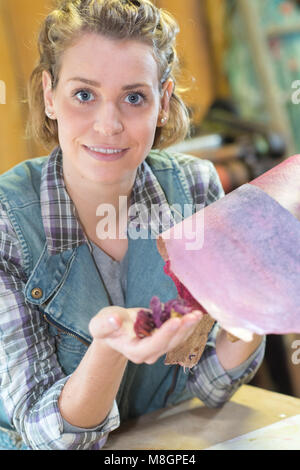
[56,101,91,143]
[132,111,159,145]
[130,124,157,163]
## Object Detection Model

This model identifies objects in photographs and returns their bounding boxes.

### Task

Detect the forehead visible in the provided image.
[58,33,160,87]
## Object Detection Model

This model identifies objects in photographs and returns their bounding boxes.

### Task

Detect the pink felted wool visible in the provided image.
[157,155,300,366]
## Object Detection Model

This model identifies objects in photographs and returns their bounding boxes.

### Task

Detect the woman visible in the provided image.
[0,0,264,450]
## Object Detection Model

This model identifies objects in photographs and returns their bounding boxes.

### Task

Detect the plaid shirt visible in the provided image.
[0,147,265,450]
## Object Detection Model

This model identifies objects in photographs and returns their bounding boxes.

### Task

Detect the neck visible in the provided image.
[63,169,136,241]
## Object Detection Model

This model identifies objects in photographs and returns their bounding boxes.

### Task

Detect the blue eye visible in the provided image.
[74,89,94,103]
[125,92,145,105]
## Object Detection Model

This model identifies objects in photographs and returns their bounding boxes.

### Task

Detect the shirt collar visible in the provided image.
[40,146,172,255]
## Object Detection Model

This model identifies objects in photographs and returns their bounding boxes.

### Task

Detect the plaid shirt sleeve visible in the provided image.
[180,157,266,407]
[0,203,119,450]
[176,155,226,207]
[187,323,266,408]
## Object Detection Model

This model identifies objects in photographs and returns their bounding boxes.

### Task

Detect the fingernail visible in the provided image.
[193,311,203,319]
[108,316,119,330]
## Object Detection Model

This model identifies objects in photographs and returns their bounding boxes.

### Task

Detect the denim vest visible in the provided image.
[0,151,196,432]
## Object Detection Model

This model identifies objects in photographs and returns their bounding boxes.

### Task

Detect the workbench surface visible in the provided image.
[104,385,300,450]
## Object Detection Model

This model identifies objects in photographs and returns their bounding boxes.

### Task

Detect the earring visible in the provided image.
[161,116,167,124]
[45,109,54,119]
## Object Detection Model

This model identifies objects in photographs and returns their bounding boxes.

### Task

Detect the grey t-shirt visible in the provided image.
[90,241,128,308]
[62,241,129,433]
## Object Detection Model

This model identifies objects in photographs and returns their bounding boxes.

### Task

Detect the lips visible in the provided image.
[86,145,126,154]
[82,144,129,161]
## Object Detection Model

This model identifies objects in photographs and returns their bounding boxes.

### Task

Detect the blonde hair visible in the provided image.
[26,0,190,150]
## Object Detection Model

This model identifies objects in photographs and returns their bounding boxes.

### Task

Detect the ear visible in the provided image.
[157,79,174,127]
[42,70,56,118]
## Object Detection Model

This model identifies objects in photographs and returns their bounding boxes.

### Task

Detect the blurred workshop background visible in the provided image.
[0,0,300,398]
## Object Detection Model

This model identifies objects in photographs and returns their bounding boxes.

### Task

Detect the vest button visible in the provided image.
[31,287,43,299]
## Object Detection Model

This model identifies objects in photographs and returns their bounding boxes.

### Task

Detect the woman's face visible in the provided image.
[43,33,171,186]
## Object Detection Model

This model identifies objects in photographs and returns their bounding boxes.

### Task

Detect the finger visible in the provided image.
[133,313,199,359]
[125,316,181,361]
[137,319,198,365]
[166,314,202,350]
[89,306,127,339]
[125,312,202,363]
[181,311,203,324]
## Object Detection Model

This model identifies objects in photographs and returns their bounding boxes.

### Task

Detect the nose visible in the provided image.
[93,102,124,137]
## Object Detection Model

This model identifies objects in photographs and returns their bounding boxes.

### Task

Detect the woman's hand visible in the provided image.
[89,306,203,365]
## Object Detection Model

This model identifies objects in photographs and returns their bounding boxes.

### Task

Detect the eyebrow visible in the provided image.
[67,77,151,90]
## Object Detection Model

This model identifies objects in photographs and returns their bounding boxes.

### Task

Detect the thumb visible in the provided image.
[89,306,127,339]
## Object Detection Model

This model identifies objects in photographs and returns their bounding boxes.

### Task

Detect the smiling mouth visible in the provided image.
[84,145,128,154]
[82,144,129,161]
